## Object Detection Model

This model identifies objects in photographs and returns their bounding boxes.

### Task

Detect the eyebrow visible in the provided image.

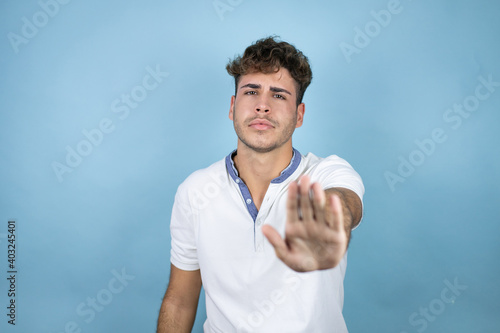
[239,83,292,96]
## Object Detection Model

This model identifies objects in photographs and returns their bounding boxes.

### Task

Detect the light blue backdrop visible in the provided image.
[1,0,499,332]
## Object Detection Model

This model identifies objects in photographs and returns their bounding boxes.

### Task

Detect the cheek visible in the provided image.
[236,98,251,109]
[232,105,244,123]
[233,101,251,118]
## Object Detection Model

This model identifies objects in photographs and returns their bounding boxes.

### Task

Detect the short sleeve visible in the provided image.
[305,154,365,226]
[170,183,200,271]
[309,155,364,200]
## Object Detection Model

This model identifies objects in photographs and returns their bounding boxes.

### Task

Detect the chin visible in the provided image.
[245,140,285,153]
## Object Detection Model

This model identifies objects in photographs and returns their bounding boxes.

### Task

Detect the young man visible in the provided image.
[157,37,364,332]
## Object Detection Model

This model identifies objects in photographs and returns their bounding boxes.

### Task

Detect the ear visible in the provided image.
[229,95,235,121]
[295,103,305,128]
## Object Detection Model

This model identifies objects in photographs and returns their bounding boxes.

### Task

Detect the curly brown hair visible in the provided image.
[226,36,312,106]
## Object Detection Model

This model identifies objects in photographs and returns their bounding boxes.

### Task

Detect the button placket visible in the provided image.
[255,209,262,251]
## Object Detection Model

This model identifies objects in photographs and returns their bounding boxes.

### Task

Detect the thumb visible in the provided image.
[261,225,287,258]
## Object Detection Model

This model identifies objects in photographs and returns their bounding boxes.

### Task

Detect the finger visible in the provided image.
[311,182,326,223]
[286,181,300,223]
[329,194,344,232]
[261,225,288,260]
[299,175,314,222]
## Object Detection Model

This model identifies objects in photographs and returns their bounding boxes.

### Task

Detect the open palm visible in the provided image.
[262,175,348,272]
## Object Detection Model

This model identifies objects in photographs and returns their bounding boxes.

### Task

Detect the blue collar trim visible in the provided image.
[271,148,301,183]
[225,148,302,184]
[225,148,302,222]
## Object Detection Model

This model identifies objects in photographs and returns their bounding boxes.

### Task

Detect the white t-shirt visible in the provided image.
[170,149,364,333]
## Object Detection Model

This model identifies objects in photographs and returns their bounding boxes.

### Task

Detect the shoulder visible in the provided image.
[301,152,358,172]
[300,152,364,200]
[176,157,228,196]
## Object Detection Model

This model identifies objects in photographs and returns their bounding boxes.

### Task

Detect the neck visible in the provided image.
[233,141,294,209]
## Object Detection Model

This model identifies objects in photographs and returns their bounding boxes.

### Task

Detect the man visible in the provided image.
[157,36,364,332]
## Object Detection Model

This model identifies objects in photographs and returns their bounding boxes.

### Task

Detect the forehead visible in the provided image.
[238,68,297,93]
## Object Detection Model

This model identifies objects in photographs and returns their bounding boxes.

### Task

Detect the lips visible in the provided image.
[249,118,274,130]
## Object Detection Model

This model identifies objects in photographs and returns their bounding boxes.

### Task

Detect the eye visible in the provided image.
[274,94,285,100]
[245,91,257,95]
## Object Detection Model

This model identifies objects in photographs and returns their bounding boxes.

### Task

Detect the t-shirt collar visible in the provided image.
[225,148,302,184]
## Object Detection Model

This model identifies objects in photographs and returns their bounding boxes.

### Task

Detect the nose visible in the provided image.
[255,97,270,113]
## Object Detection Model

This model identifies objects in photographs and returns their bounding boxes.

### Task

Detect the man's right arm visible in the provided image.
[157,264,202,333]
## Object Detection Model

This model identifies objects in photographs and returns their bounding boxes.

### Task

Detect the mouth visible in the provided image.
[249,118,274,130]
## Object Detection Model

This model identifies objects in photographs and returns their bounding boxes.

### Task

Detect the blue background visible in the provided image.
[1,0,499,332]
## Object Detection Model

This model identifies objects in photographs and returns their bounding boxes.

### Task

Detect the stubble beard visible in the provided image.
[233,106,297,154]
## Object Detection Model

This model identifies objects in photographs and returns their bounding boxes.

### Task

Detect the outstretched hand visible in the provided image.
[261,175,349,272]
